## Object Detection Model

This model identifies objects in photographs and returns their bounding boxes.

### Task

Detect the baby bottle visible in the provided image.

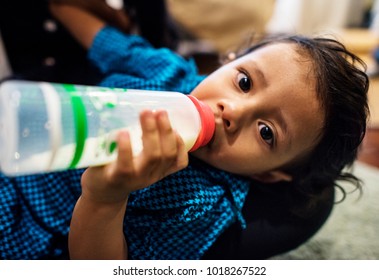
[0,80,215,176]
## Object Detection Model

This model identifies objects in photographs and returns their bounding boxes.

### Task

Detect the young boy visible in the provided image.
[48,3,369,260]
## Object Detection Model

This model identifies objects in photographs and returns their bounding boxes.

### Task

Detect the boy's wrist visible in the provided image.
[80,176,132,206]
[78,193,128,214]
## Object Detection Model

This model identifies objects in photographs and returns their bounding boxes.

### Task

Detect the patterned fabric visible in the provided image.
[126,157,250,260]
[0,26,251,259]
[0,170,83,259]
[88,27,204,93]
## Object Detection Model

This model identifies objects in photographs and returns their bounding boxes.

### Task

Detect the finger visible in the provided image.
[156,110,178,159]
[114,130,134,174]
[166,133,189,176]
[175,133,189,169]
[139,110,162,158]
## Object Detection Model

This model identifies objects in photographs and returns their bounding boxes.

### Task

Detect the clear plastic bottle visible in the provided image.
[0,80,215,176]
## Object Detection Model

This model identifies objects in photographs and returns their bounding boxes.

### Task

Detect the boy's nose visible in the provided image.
[218,100,245,133]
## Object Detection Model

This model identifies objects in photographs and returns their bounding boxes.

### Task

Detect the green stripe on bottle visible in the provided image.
[62,84,88,169]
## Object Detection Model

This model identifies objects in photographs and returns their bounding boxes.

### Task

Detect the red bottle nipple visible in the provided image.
[187,95,215,152]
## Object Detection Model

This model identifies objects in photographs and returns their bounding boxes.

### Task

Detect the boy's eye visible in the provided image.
[258,123,274,146]
[237,72,251,92]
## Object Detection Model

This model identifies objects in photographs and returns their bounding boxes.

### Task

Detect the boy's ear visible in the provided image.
[250,170,292,183]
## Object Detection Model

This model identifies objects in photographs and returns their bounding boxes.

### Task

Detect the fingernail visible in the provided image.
[142,110,156,128]
[158,110,168,119]
[118,130,130,140]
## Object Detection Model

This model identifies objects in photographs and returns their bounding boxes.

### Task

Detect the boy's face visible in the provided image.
[190,43,324,180]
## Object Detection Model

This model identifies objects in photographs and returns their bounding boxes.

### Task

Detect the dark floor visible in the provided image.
[358,128,379,169]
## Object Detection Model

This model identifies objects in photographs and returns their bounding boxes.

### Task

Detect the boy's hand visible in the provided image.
[80,110,189,205]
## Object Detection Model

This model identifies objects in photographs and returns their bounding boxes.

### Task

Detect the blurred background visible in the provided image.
[0,0,378,259]
[4,0,378,124]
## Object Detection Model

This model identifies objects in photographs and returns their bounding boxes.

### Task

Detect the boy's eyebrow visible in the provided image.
[276,108,290,147]
[251,63,268,87]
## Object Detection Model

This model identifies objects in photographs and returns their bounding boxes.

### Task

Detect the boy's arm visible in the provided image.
[50,0,130,32]
[69,196,128,259]
[49,4,106,49]
[69,111,188,259]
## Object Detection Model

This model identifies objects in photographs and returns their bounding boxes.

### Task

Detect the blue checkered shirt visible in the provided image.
[0,27,250,259]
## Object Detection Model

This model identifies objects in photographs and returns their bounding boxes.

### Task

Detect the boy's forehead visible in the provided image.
[236,43,314,83]
[247,42,299,59]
